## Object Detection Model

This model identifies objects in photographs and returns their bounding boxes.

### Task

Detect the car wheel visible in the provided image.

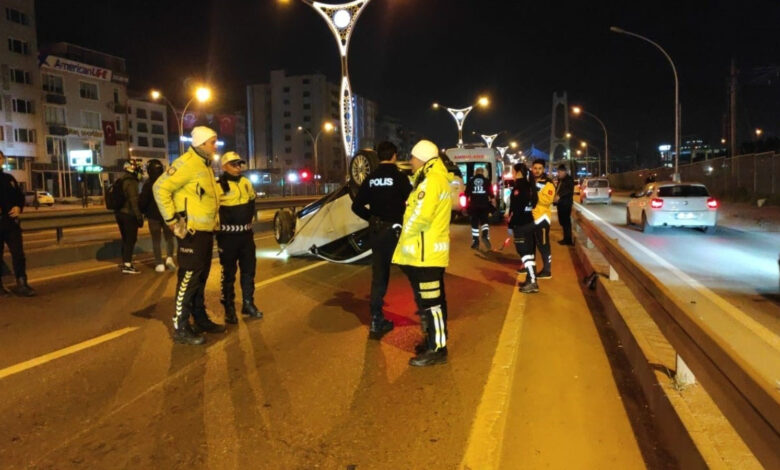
[274,209,295,244]
[702,225,716,234]
[626,208,632,226]
[641,212,653,233]
[348,149,380,197]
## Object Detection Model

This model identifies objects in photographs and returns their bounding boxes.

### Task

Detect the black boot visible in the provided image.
[172,324,206,345]
[191,312,227,334]
[470,240,479,249]
[409,347,448,367]
[223,302,238,324]
[11,277,35,297]
[241,300,263,319]
[368,318,394,340]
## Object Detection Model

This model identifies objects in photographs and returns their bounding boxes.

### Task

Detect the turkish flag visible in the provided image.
[182,112,198,130]
[102,120,117,146]
[219,115,236,136]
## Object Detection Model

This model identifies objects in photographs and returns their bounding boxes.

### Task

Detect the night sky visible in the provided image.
[36,0,779,166]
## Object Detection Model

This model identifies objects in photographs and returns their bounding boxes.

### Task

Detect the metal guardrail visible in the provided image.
[18,196,320,242]
[574,211,780,468]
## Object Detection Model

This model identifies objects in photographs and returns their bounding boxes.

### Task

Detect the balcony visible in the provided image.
[47,125,68,136]
[44,93,66,105]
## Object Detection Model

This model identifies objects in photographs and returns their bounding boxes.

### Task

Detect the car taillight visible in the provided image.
[608,188,613,196]
[707,197,719,209]
[459,193,467,209]
[650,198,664,209]
[492,183,498,195]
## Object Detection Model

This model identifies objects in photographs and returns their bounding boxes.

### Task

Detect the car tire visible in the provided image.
[626,208,632,226]
[641,212,653,233]
[47,203,54,207]
[274,209,295,245]
[348,149,379,198]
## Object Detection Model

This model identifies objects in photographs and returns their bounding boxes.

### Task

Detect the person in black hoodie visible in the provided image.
[217,152,262,324]
[507,162,539,294]
[555,164,575,245]
[115,161,143,274]
[139,159,176,273]
[0,150,34,296]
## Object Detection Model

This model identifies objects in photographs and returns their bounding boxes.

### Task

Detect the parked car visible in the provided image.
[579,178,612,204]
[24,190,55,206]
[626,182,718,233]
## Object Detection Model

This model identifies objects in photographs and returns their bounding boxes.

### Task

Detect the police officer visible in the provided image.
[0,150,34,296]
[465,167,494,250]
[393,140,452,367]
[555,163,575,245]
[216,151,262,324]
[351,141,412,340]
[154,126,225,345]
[508,163,539,293]
[531,159,555,279]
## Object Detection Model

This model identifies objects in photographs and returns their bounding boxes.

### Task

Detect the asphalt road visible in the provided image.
[575,200,780,336]
[0,223,659,469]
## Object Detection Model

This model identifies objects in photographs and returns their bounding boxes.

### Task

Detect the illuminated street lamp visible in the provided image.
[297,121,335,192]
[480,133,498,148]
[571,105,610,174]
[150,85,212,155]
[510,141,519,150]
[298,0,372,162]
[496,146,509,160]
[432,95,490,147]
[755,128,763,138]
[611,26,680,182]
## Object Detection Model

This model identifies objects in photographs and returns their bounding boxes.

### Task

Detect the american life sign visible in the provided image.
[42,55,112,81]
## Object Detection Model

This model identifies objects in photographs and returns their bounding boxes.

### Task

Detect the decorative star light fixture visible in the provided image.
[496,146,509,159]
[303,0,371,161]
[446,107,472,147]
[481,133,498,149]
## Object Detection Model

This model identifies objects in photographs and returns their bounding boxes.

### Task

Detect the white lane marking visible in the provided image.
[255,261,328,288]
[460,275,528,469]
[0,327,139,380]
[577,203,780,351]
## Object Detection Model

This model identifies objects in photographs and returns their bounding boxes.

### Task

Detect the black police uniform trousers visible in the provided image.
[469,206,490,243]
[534,220,552,273]
[115,212,139,264]
[511,222,537,284]
[558,201,573,243]
[0,217,26,279]
[400,265,448,352]
[217,231,256,305]
[368,222,398,322]
[173,231,213,330]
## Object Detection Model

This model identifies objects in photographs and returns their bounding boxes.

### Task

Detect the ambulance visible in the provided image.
[445,145,506,219]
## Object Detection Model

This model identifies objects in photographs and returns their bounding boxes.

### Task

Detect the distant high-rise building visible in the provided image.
[127,96,168,166]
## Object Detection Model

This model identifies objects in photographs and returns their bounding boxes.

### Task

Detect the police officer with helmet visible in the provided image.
[217,151,262,324]
[351,141,413,340]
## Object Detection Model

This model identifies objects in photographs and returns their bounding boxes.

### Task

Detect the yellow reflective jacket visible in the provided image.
[532,175,556,225]
[217,174,256,232]
[153,147,220,232]
[392,157,453,268]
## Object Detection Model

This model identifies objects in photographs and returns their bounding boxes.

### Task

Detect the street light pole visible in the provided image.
[572,107,609,175]
[298,122,334,194]
[433,97,489,148]
[151,87,211,156]
[301,0,371,167]
[611,26,680,182]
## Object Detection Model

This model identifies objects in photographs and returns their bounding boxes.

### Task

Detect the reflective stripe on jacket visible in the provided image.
[392,157,452,268]
[217,175,255,232]
[152,147,220,232]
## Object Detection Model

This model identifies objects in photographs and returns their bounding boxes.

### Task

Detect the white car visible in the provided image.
[626,182,718,233]
[580,178,612,204]
[25,190,55,206]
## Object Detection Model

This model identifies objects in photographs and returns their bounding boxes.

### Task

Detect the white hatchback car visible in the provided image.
[580,178,612,204]
[626,182,718,233]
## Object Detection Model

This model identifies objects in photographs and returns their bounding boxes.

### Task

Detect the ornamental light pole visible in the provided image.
[611,26,680,182]
[432,96,490,147]
[480,133,498,148]
[301,0,371,164]
[571,106,609,175]
[150,86,212,155]
[297,121,335,193]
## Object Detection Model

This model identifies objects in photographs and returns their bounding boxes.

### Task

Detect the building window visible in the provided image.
[302,78,310,85]
[283,111,291,117]
[303,116,311,122]
[5,8,30,25]
[42,74,64,94]
[284,135,291,141]
[305,140,311,147]
[115,118,122,132]
[3,155,25,170]
[7,38,29,55]
[284,123,291,129]
[136,108,147,119]
[151,124,164,135]
[303,91,310,97]
[138,136,149,147]
[46,136,66,157]
[79,81,98,100]
[283,99,290,105]
[0,126,4,141]
[152,137,165,148]
[12,99,34,114]
[14,128,36,143]
[44,106,66,125]
[284,149,291,155]
[81,110,100,129]
[137,122,148,133]
[9,68,31,85]
[303,103,311,110]
[304,152,313,160]
[283,86,290,93]
[150,110,164,121]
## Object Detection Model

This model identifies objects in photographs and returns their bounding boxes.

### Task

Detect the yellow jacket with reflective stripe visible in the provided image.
[217,175,256,232]
[532,176,556,225]
[153,147,220,232]
[392,157,452,268]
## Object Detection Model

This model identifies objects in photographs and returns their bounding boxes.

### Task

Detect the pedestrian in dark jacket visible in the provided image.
[0,150,34,296]
[555,164,575,245]
[115,160,143,274]
[508,163,539,294]
[139,159,176,273]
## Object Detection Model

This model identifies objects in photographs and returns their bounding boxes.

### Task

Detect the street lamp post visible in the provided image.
[571,106,609,175]
[433,96,489,147]
[151,87,212,156]
[297,121,334,193]
[480,133,499,149]
[611,26,680,182]
[300,0,371,166]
